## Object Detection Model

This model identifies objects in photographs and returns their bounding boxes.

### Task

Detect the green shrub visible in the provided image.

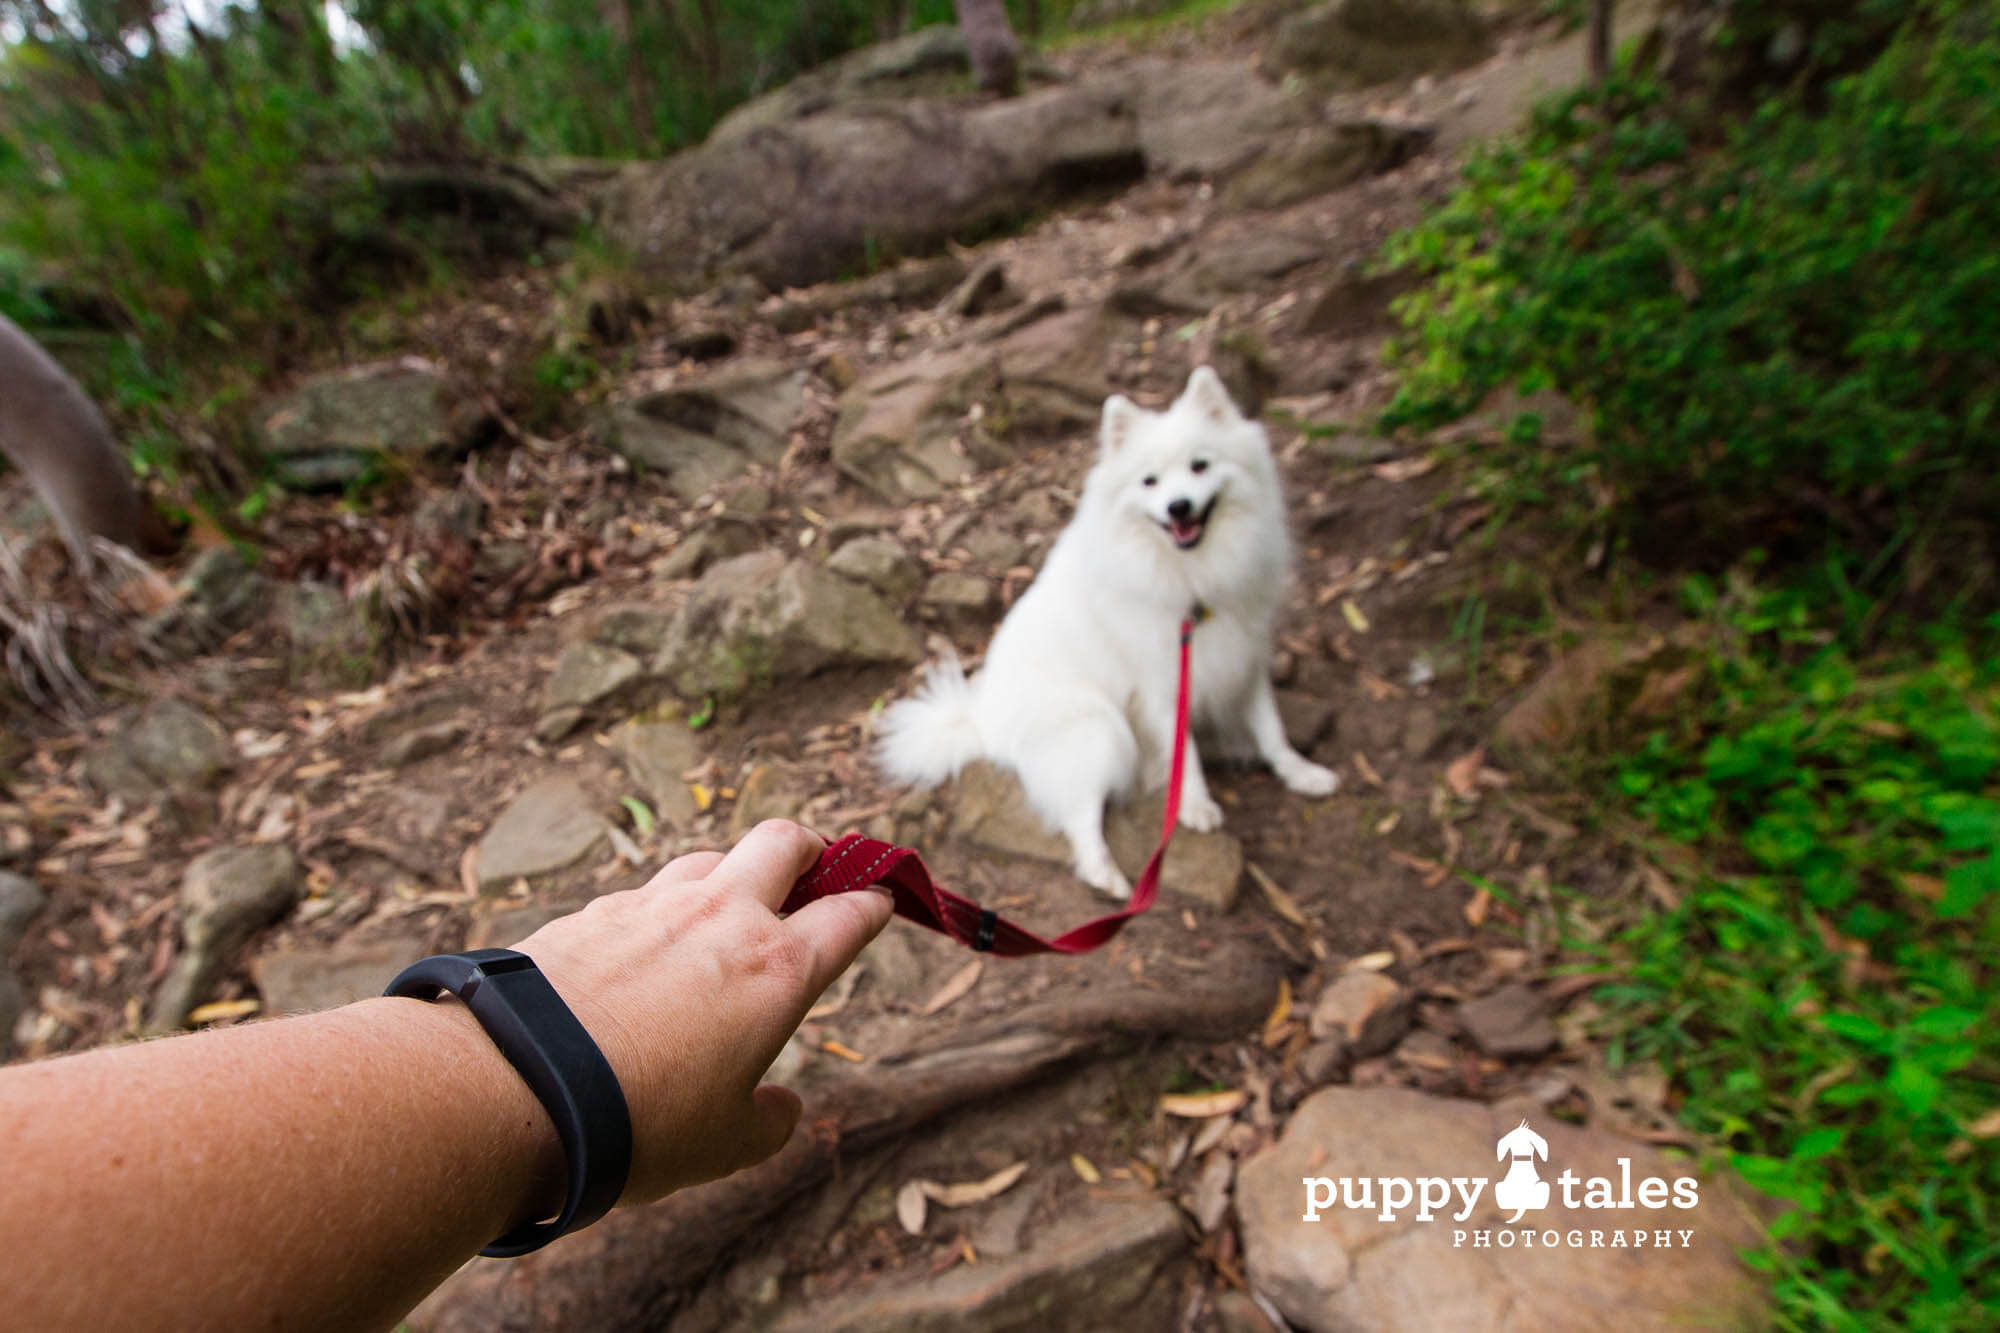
[1595,580,2000,1329]
[1381,2,2000,610]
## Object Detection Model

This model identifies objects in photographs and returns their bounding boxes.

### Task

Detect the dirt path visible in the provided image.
[1,7,1744,1331]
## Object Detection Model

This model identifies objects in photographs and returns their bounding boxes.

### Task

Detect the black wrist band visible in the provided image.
[384,948,633,1258]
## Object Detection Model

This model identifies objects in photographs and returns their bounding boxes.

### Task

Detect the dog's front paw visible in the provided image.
[1076,852,1132,901]
[1278,757,1341,798]
[1178,792,1225,832]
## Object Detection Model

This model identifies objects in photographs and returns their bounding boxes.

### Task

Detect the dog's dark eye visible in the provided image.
[1142,475,1158,487]
[1190,459,1209,474]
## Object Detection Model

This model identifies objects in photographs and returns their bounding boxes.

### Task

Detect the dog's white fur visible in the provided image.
[876,366,1338,898]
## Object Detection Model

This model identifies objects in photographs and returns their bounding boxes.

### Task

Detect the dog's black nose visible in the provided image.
[1167,498,1193,521]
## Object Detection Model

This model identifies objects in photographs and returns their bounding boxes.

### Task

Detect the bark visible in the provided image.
[1590,0,1612,82]
[955,0,1022,96]
[0,315,172,560]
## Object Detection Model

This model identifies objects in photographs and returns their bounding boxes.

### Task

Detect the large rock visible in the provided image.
[827,534,923,602]
[1101,59,1314,180]
[709,26,976,144]
[654,551,921,702]
[536,640,642,741]
[1235,1087,1768,1333]
[608,720,702,830]
[768,1196,1186,1333]
[952,762,1245,910]
[477,777,609,890]
[1262,0,1493,92]
[253,932,432,1015]
[1222,119,1437,211]
[599,83,1142,291]
[84,698,233,805]
[833,305,1109,503]
[598,359,805,502]
[148,844,303,1032]
[140,546,270,659]
[258,360,474,490]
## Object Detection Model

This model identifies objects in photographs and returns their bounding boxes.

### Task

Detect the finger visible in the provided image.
[644,849,725,890]
[739,1083,803,1169]
[711,820,826,913]
[784,885,895,998]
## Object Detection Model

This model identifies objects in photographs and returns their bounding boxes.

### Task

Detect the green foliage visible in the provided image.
[1592,579,2000,1328]
[1381,2,2000,608]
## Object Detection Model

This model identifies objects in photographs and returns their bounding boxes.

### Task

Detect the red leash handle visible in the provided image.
[781,616,1196,957]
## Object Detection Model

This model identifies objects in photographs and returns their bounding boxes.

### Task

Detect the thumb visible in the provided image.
[739,1083,804,1169]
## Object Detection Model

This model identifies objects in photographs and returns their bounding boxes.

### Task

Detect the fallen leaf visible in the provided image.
[1357,671,1405,702]
[293,758,342,780]
[1070,1153,1102,1184]
[1965,1108,2000,1139]
[187,998,260,1024]
[1389,850,1450,888]
[921,1161,1029,1207]
[1373,810,1401,835]
[1372,456,1437,482]
[620,796,656,838]
[920,959,984,1016]
[1464,886,1491,927]
[1444,747,1485,798]
[1262,977,1293,1044]
[1159,1089,1246,1119]
[821,1039,866,1062]
[1340,599,1371,633]
[690,783,715,813]
[896,1181,929,1235]
[1246,863,1308,928]
[458,845,481,898]
[1353,752,1385,788]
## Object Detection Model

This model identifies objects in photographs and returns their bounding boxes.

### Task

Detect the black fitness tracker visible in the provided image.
[383,948,633,1257]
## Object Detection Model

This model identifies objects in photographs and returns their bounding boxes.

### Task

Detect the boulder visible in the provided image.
[599,84,1142,291]
[148,845,303,1032]
[608,720,702,831]
[599,359,805,502]
[1261,0,1493,92]
[1236,1087,1768,1333]
[1100,59,1314,180]
[1222,119,1437,210]
[654,551,921,703]
[259,360,476,491]
[951,762,1245,910]
[477,777,609,890]
[252,932,432,1015]
[537,641,642,741]
[833,305,1109,504]
[84,699,232,806]
[827,534,923,602]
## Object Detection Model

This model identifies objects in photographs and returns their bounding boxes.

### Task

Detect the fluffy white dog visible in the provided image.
[877,366,1338,898]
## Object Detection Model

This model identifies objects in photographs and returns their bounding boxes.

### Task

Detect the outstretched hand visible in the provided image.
[510,820,892,1203]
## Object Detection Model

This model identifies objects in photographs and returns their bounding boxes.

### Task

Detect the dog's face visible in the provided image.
[1095,367,1267,553]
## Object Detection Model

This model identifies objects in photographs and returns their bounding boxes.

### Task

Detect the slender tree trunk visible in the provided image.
[0,316,173,561]
[1589,0,1612,82]
[954,0,1020,96]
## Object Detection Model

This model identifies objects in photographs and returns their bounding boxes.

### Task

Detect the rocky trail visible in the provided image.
[3,4,1765,1331]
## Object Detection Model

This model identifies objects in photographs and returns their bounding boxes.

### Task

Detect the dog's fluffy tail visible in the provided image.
[875,653,984,788]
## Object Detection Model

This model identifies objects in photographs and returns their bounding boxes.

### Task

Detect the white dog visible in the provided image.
[876,366,1338,898]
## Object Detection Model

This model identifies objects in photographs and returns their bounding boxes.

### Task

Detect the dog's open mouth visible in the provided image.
[1162,497,1217,550]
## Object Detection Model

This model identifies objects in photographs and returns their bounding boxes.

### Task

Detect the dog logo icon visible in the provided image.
[1494,1120,1550,1223]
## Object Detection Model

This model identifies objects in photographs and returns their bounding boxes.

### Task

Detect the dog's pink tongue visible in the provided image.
[1171,518,1200,545]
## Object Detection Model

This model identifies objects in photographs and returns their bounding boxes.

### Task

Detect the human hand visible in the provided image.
[511,820,891,1203]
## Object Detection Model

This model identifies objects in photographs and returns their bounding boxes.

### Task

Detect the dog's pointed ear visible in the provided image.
[1100,394,1142,455]
[1180,366,1241,426]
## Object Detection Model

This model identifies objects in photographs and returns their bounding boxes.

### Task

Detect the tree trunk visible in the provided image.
[955,0,1021,97]
[1590,0,1612,82]
[0,315,172,561]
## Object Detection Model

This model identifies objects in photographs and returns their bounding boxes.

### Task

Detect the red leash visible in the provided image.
[781,615,1197,957]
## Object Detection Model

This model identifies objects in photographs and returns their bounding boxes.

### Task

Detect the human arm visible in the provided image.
[0,820,889,1333]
